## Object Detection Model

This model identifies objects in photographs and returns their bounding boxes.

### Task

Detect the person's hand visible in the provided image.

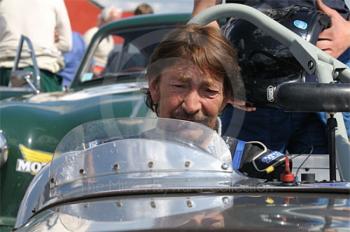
[230,99,256,112]
[316,0,350,58]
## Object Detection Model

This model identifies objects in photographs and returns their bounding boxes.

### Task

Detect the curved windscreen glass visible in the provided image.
[49,118,237,200]
[54,118,230,161]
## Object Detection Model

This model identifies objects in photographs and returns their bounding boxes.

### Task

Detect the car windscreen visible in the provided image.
[49,118,243,201]
[54,118,231,161]
[80,26,175,84]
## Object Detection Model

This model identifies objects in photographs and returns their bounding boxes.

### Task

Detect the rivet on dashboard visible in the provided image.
[222,197,230,205]
[221,163,229,170]
[186,200,193,208]
[150,201,156,208]
[79,168,86,175]
[113,163,120,172]
[116,201,123,207]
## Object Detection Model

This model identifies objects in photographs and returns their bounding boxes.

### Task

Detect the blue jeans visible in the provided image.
[221,106,328,154]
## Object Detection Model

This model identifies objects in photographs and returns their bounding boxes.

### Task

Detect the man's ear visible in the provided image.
[148,77,160,103]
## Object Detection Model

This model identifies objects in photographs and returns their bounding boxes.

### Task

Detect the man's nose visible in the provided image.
[182,90,201,114]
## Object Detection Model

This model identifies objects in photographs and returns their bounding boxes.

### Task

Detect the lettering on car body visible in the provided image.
[16,159,48,175]
[16,144,53,175]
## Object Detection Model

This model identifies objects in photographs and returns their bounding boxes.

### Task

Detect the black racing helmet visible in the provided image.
[224,5,330,107]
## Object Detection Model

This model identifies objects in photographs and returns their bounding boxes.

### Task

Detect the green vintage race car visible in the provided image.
[13,118,350,231]
[11,4,350,231]
[0,13,191,231]
[2,3,350,231]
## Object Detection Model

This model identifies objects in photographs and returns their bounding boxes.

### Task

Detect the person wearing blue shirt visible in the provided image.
[58,31,86,88]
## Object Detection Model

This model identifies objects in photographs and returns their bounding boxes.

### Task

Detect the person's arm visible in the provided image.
[54,0,72,52]
[192,0,221,28]
[316,0,350,58]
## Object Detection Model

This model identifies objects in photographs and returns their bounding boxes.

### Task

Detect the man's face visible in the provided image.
[149,63,228,129]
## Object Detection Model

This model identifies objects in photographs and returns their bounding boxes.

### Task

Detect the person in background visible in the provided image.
[315,0,350,140]
[192,0,350,153]
[58,31,86,88]
[83,6,122,75]
[134,3,154,15]
[0,0,72,92]
[103,3,154,75]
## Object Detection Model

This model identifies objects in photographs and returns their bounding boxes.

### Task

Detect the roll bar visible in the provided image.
[11,35,40,94]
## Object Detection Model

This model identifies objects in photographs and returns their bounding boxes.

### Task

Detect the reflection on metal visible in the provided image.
[10,35,40,94]
[0,130,8,167]
[18,195,233,231]
[16,194,350,231]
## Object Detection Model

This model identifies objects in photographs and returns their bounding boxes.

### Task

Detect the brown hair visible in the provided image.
[145,24,244,113]
[134,3,154,15]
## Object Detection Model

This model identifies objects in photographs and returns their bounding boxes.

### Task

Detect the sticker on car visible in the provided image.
[16,144,53,175]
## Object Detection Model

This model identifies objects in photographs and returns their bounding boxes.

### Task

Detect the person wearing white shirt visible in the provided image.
[0,0,72,92]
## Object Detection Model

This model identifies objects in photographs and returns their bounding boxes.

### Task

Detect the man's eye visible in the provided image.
[206,89,219,96]
[172,84,186,88]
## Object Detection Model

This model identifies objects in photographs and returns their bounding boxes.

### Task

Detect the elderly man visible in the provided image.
[145,24,287,180]
[146,24,242,132]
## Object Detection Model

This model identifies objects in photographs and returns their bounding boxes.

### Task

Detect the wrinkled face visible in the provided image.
[149,63,228,129]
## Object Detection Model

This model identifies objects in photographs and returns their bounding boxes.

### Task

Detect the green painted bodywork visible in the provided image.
[0,88,151,231]
[0,87,33,100]
[0,13,190,230]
